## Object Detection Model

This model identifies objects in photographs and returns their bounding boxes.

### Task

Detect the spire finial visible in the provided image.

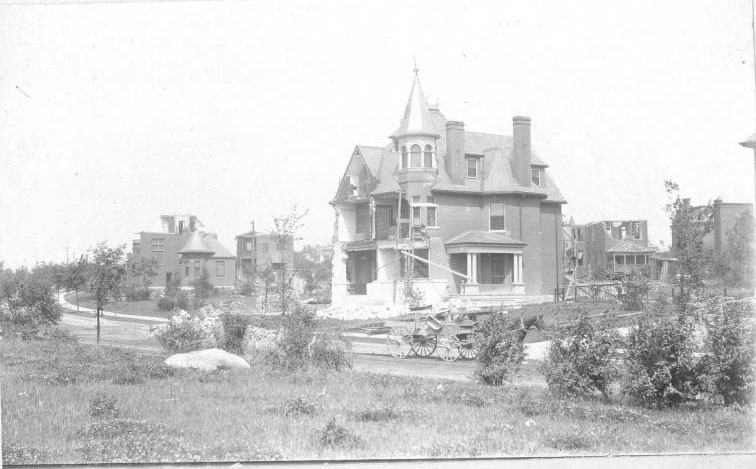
[413,54,419,75]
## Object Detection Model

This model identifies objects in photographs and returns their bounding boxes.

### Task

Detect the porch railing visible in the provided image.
[461,283,514,295]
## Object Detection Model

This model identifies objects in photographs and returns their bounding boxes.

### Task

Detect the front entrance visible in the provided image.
[346,250,376,295]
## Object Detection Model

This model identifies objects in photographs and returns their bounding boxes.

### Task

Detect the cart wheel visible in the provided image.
[438,335,461,362]
[410,333,437,357]
[457,334,478,360]
[386,327,412,358]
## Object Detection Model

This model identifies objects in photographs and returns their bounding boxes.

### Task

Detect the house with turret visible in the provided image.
[330,69,566,306]
[128,214,236,289]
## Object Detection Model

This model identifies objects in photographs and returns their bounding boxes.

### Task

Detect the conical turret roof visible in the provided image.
[391,69,439,139]
[179,230,215,255]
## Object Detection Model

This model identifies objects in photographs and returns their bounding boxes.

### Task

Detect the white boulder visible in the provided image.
[165,348,251,371]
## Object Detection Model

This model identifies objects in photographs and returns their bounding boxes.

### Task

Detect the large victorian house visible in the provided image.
[330,70,566,306]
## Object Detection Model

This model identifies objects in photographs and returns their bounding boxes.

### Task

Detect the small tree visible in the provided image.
[665,180,714,289]
[271,204,308,314]
[715,210,754,288]
[473,314,525,385]
[132,256,160,288]
[0,265,61,326]
[63,255,88,312]
[192,266,214,308]
[543,311,623,399]
[87,243,127,344]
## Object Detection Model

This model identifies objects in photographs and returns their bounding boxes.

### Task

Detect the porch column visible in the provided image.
[471,253,478,283]
[466,253,473,280]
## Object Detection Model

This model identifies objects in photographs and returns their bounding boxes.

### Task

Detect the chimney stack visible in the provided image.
[445,121,465,184]
[512,116,532,186]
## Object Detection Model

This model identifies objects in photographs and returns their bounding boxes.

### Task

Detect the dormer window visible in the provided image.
[410,144,422,167]
[531,167,542,186]
[466,157,479,178]
[401,146,408,168]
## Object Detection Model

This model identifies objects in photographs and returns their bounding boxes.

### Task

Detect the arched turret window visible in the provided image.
[401,146,408,168]
[423,144,433,167]
[410,144,422,167]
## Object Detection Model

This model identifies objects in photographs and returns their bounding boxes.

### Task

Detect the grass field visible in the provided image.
[2,329,753,464]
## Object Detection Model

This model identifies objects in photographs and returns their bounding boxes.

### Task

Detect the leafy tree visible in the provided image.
[132,256,160,288]
[0,265,61,326]
[87,242,127,343]
[473,314,525,385]
[192,265,214,306]
[715,210,754,288]
[271,205,308,314]
[63,255,89,312]
[665,180,714,289]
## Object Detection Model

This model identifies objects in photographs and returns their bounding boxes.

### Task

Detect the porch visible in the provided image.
[445,230,527,296]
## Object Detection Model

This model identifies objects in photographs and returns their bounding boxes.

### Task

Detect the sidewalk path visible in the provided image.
[58,291,167,323]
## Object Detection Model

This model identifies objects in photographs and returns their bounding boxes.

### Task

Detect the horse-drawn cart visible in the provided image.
[385,313,478,361]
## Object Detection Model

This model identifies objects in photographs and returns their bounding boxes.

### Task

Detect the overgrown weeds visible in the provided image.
[316,419,366,450]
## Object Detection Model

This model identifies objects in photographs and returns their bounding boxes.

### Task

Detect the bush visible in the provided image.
[316,418,366,449]
[622,314,701,408]
[473,313,525,385]
[699,299,755,406]
[308,331,352,371]
[0,267,61,326]
[237,277,255,296]
[543,311,623,399]
[620,273,649,311]
[192,266,215,300]
[282,397,322,417]
[89,394,119,418]
[157,291,189,312]
[277,303,316,366]
[152,312,217,353]
[124,285,151,301]
[219,313,252,355]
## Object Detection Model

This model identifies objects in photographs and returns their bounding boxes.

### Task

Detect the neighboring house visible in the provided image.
[571,220,655,278]
[670,199,753,256]
[128,214,236,288]
[235,228,293,276]
[330,69,566,306]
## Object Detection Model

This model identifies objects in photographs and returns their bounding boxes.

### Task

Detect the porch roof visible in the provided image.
[606,239,656,254]
[445,230,526,254]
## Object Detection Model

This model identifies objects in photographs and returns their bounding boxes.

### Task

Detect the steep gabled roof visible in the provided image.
[203,234,235,258]
[180,230,214,254]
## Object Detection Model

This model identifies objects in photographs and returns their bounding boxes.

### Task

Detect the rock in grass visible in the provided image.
[165,348,250,371]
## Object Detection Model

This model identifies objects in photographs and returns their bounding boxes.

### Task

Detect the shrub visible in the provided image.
[473,314,525,385]
[192,266,215,300]
[622,314,701,408]
[542,311,622,399]
[124,285,151,302]
[283,397,322,417]
[89,394,119,418]
[219,313,252,355]
[152,312,217,353]
[620,273,649,311]
[316,418,366,449]
[237,277,255,296]
[0,267,61,326]
[698,299,755,406]
[308,331,352,371]
[276,303,316,366]
[157,291,189,312]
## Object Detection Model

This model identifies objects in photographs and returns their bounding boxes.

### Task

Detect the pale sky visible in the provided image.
[1,0,754,268]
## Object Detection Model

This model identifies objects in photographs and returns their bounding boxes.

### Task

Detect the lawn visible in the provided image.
[2,330,753,464]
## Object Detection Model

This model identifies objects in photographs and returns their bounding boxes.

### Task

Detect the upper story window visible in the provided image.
[245,241,253,251]
[466,157,478,178]
[410,144,422,167]
[631,221,641,239]
[401,142,435,169]
[423,145,433,167]
[490,203,506,231]
[426,196,437,227]
[531,167,541,186]
[151,237,165,252]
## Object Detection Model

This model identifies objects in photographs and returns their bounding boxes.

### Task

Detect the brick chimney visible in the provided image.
[512,116,532,186]
[445,121,465,184]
